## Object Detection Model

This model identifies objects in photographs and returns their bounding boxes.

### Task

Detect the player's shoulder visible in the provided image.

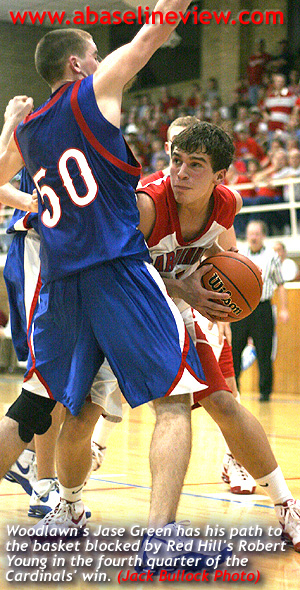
[138,169,165,187]
[213,183,238,203]
[137,174,170,199]
[213,184,239,224]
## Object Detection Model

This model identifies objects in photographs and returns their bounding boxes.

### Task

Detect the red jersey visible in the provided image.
[247,52,271,86]
[234,137,265,162]
[264,89,296,131]
[137,176,236,280]
[138,169,164,187]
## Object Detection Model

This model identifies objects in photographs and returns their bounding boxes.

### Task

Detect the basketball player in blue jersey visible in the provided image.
[0,0,234,533]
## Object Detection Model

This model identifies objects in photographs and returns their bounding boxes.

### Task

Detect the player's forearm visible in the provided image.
[0,183,34,212]
[151,0,191,18]
[133,0,191,52]
[0,119,17,155]
[96,0,191,92]
[163,277,184,299]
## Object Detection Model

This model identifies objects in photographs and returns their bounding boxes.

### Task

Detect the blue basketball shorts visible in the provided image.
[24,258,207,415]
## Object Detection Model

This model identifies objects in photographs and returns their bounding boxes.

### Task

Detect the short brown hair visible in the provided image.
[35,28,92,86]
[171,121,234,172]
[167,116,200,141]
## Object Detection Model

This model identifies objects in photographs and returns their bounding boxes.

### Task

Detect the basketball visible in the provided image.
[199,251,263,322]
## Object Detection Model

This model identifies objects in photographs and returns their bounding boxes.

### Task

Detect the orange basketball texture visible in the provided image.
[199,251,263,322]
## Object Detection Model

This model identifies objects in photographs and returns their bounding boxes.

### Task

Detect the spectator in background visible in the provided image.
[267,40,295,81]
[153,155,169,172]
[231,220,289,402]
[159,85,181,112]
[263,73,296,136]
[246,39,272,106]
[204,77,220,119]
[233,105,251,133]
[243,149,289,234]
[288,70,300,96]
[273,242,300,282]
[286,137,300,151]
[149,137,166,172]
[279,148,300,205]
[205,76,220,102]
[266,136,286,163]
[235,77,250,103]
[226,161,255,237]
[185,82,203,114]
[234,125,267,165]
[249,106,265,137]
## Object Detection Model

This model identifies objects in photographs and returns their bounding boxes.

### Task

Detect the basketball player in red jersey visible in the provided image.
[135,122,300,551]
[136,116,256,494]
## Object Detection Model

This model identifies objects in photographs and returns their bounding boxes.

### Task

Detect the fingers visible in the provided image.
[4,96,34,123]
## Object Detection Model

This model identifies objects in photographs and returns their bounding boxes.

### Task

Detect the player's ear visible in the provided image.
[165,141,171,156]
[69,55,81,74]
[213,168,227,185]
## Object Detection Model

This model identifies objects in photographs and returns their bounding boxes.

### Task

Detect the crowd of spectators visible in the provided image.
[120,39,300,238]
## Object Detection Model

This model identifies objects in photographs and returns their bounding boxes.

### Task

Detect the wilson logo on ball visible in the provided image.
[208,273,243,317]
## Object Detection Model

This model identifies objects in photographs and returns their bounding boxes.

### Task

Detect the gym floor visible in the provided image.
[0,373,300,590]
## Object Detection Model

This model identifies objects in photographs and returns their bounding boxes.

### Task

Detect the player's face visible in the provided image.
[170,148,222,205]
[78,40,101,77]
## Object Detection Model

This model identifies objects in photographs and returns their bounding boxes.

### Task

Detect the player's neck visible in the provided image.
[51,74,83,93]
[177,192,214,241]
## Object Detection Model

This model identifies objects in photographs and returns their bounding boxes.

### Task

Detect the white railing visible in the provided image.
[229,176,300,255]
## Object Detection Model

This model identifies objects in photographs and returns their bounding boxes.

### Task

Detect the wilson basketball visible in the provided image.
[199,251,263,322]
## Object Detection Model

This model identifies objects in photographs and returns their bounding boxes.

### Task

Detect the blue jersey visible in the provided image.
[15,76,149,283]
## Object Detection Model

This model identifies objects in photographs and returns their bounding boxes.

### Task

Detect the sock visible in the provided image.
[256,466,292,504]
[59,483,84,503]
[34,478,56,495]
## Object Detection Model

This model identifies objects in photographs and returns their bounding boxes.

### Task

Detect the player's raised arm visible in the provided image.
[0,96,33,154]
[0,95,32,188]
[93,0,192,126]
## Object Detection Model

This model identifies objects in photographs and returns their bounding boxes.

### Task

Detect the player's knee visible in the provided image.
[6,388,56,443]
[62,409,95,442]
[202,389,239,419]
[153,393,191,418]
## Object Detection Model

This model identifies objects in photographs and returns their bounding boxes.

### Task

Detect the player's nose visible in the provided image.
[177,163,189,178]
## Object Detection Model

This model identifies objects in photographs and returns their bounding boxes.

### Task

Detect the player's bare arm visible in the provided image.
[0,96,33,154]
[0,95,32,188]
[0,184,38,213]
[93,0,192,126]
[163,266,230,322]
[136,191,156,240]
[0,134,25,186]
[218,225,237,251]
